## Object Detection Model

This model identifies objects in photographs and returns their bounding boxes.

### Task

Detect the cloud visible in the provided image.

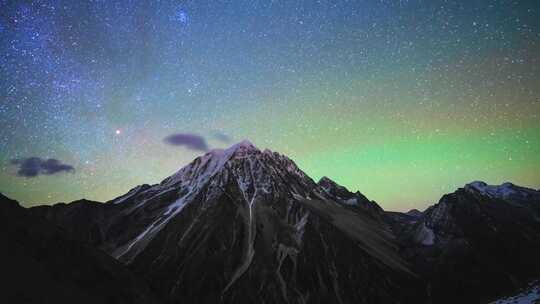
[163,133,209,151]
[10,157,75,178]
[212,131,232,143]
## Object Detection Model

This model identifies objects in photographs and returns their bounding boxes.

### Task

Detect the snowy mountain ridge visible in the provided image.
[465,181,540,201]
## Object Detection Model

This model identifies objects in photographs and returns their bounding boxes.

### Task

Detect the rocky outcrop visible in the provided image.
[317,176,385,221]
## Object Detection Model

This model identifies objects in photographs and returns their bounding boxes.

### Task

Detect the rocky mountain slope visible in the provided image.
[4,141,539,303]
[387,181,540,304]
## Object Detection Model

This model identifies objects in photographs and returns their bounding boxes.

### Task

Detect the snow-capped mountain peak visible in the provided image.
[159,140,306,191]
[464,180,540,201]
[108,141,319,261]
[229,139,258,151]
[207,139,259,158]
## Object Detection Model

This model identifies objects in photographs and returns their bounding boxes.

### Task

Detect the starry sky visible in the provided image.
[1,0,539,211]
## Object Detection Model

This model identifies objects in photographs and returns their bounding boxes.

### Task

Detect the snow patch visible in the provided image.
[343,198,358,206]
[415,223,435,246]
[223,187,258,293]
[116,193,192,259]
[490,283,540,304]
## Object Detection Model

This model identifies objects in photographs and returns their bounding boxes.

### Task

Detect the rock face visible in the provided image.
[0,193,159,304]
[388,181,540,304]
[31,141,421,304]
[317,176,385,220]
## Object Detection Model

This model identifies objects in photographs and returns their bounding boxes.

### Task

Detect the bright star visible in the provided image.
[176,9,188,25]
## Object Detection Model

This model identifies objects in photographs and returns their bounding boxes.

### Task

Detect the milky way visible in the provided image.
[1,0,539,210]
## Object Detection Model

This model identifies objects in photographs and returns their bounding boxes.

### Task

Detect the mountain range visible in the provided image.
[1,140,539,303]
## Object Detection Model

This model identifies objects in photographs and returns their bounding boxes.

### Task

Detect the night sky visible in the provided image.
[1,0,539,211]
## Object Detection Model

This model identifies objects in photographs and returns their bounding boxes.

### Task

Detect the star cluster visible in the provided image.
[1,0,539,210]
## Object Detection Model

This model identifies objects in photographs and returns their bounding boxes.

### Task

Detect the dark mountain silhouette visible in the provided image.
[3,142,540,303]
[0,193,160,304]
